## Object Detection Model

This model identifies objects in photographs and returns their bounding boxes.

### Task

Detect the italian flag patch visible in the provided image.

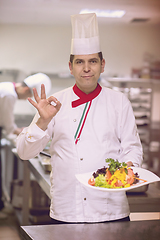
[74,101,92,144]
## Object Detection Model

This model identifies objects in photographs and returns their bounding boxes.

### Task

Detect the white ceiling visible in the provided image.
[0,0,160,26]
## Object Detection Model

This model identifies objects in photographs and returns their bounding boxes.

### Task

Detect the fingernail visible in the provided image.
[51,101,57,106]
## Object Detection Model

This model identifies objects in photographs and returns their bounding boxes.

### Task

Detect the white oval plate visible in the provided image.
[75,167,160,192]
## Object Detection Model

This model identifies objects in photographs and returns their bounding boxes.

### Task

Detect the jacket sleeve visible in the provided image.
[118,94,143,167]
[2,95,18,134]
[16,113,52,160]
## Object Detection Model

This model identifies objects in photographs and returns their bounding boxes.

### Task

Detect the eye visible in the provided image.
[90,59,98,64]
[75,59,83,64]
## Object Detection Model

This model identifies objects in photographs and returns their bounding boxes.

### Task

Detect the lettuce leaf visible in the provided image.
[95,174,112,188]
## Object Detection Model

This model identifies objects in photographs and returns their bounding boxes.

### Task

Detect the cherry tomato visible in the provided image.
[88,177,95,186]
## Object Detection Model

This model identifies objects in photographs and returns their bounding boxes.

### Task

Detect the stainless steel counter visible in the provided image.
[28,158,51,198]
[20,220,160,240]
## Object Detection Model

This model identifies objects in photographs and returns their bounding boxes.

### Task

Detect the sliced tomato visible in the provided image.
[88,177,95,186]
[105,169,112,180]
[126,168,134,185]
[115,180,123,187]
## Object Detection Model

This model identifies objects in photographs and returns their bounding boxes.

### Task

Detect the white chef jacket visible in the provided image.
[16,85,143,222]
[0,82,18,134]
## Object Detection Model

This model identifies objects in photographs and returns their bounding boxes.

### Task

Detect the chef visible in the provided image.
[16,13,143,223]
[0,72,51,136]
[0,72,51,219]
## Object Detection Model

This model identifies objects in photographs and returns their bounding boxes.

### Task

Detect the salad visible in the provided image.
[88,158,146,189]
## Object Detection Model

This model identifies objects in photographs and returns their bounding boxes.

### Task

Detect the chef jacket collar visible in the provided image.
[72,83,102,108]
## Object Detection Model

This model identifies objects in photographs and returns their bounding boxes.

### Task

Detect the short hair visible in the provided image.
[69,52,103,64]
[21,81,32,95]
[22,81,28,87]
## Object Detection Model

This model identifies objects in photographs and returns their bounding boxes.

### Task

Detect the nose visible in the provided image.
[83,62,90,72]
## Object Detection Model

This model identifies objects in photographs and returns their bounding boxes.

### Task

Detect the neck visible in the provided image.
[76,84,97,94]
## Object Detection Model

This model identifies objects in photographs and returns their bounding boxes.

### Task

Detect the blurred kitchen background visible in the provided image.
[0,0,160,237]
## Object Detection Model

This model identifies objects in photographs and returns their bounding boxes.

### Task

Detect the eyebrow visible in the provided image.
[74,57,99,62]
[89,58,99,61]
[74,58,83,62]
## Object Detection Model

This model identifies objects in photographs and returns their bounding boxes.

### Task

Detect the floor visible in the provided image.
[0,209,21,240]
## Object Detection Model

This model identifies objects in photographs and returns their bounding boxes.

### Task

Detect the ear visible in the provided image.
[101,59,105,73]
[69,61,73,75]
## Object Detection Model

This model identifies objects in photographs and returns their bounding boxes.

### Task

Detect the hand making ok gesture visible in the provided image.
[28,84,61,130]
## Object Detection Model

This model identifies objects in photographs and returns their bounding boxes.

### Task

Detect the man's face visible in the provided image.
[69,53,105,94]
[18,87,32,100]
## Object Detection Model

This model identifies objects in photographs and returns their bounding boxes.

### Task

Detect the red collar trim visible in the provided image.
[72,83,102,108]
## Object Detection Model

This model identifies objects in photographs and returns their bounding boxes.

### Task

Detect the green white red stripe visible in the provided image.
[74,101,92,144]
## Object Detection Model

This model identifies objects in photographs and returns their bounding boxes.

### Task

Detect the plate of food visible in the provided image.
[75,158,160,192]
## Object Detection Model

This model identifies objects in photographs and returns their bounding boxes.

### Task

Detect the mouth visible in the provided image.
[82,75,93,79]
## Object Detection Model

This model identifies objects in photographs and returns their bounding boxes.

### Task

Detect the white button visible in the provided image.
[73,119,77,122]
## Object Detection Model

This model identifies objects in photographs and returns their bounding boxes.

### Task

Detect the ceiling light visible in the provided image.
[80,9,125,18]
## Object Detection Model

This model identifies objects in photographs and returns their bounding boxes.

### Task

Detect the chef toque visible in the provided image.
[70,13,100,55]
[24,73,51,96]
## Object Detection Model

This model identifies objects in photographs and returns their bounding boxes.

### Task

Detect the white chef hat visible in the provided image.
[70,13,100,55]
[23,73,51,96]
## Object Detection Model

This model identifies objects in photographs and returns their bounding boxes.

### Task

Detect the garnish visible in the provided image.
[105,158,128,175]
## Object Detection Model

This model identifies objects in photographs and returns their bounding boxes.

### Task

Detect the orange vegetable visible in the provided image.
[105,169,112,180]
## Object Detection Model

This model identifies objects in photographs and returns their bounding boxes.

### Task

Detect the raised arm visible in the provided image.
[16,84,61,160]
